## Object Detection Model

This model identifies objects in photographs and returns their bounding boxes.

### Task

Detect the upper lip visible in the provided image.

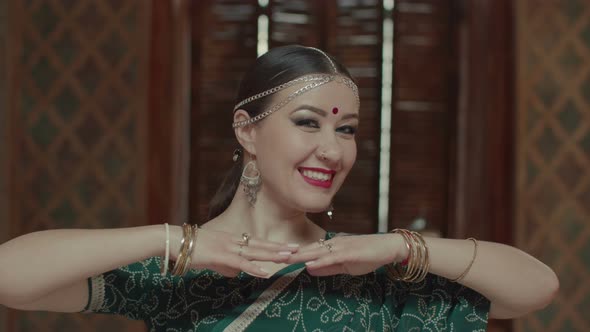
[298,167,336,175]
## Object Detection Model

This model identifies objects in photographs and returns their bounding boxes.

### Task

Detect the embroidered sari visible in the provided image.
[84,233,490,331]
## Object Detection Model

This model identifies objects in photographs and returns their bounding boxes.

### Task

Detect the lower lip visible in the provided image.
[300,172,333,188]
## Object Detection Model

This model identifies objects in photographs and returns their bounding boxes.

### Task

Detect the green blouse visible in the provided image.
[84,233,490,331]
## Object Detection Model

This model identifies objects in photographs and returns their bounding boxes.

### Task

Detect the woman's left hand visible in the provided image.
[285,234,408,276]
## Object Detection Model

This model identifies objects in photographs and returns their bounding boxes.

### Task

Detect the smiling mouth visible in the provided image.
[298,167,335,189]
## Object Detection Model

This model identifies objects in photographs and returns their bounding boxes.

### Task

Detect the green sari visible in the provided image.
[84,233,489,331]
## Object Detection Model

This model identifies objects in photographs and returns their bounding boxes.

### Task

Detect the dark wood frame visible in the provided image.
[147,0,192,226]
[146,0,174,226]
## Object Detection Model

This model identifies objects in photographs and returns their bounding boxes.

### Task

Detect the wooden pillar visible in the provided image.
[147,0,191,226]
[450,0,514,244]
[450,0,515,331]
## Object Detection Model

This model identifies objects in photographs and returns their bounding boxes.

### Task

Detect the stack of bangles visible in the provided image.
[386,229,430,283]
[386,229,478,284]
[160,223,199,277]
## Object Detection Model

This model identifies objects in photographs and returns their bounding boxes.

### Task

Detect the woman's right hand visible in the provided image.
[171,227,298,278]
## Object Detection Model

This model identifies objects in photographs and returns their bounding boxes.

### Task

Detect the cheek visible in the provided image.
[259,127,308,162]
[343,141,357,171]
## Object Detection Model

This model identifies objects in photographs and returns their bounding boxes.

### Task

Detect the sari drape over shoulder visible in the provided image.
[84,233,490,331]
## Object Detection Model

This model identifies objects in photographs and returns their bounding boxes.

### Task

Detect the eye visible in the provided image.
[337,125,357,135]
[294,118,320,128]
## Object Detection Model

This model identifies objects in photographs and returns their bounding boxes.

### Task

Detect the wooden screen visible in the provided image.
[322,1,383,234]
[388,0,454,235]
[189,0,259,222]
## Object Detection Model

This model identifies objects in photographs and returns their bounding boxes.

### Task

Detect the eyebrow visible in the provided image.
[292,104,359,120]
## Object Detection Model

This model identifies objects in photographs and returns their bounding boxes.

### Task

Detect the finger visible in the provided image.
[239,247,292,262]
[306,264,345,277]
[215,266,240,278]
[286,248,327,264]
[295,240,335,255]
[247,238,300,252]
[304,253,342,270]
[239,260,271,278]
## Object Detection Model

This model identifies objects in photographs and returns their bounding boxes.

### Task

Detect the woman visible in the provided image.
[0,45,558,331]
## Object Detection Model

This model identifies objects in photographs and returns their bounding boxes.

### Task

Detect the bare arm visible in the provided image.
[0,225,164,311]
[287,234,559,319]
[424,237,558,319]
[0,225,295,313]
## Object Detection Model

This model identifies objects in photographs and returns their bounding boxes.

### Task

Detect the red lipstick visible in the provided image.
[298,167,336,189]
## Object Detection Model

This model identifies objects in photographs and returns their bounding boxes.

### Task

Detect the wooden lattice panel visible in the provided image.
[515,0,590,331]
[6,0,150,331]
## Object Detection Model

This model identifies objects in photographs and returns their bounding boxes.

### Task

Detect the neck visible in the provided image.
[211,188,324,244]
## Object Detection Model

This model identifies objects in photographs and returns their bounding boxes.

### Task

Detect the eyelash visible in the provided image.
[294,119,357,135]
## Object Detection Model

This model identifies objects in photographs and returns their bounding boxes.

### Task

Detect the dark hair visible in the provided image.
[207,45,354,220]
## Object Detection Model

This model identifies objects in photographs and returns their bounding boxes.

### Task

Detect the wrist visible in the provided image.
[387,233,410,263]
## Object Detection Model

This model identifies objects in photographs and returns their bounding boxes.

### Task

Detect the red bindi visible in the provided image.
[332,107,339,115]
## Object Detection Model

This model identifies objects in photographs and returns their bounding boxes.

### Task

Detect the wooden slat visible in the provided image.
[269,0,322,47]
[389,0,452,235]
[324,0,383,234]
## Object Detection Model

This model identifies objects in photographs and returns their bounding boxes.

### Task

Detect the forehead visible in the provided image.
[274,80,359,114]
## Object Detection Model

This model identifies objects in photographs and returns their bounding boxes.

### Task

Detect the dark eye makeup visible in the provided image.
[291,117,357,135]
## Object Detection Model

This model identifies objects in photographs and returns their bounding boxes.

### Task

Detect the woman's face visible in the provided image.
[252,80,359,213]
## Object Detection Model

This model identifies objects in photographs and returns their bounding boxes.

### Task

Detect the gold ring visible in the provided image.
[318,239,332,253]
[238,232,250,247]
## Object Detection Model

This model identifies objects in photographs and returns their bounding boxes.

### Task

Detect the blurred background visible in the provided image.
[1,0,588,331]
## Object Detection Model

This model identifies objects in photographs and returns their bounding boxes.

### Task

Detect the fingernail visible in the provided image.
[305,261,315,266]
[259,267,269,274]
[288,243,300,248]
[279,251,292,256]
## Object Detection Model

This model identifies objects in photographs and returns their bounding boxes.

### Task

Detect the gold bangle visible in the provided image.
[387,229,429,283]
[402,230,420,281]
[450,237,478,283]
[405,231,423,282]
[410,231,430,282]
[171,223,192,276]
[178,225,199,276]
[386,229,412,280]
[170,226,187,275]
[177,225,195,276]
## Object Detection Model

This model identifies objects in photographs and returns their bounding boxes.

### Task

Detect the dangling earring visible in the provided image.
[326,203,334,221]
[240,160,261,206]
[232,148,242,162]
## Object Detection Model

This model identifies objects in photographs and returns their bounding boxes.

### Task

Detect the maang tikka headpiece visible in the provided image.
[232,47,360,128]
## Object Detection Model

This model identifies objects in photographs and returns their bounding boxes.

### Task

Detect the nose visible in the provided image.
[316,132,343,165]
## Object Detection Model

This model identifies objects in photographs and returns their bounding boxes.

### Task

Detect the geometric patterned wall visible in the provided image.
[3,0,151,331]
[515,0,590,330]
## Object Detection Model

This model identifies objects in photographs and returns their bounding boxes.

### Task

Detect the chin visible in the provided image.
[291,195,332,213]
[303,206,330,214]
